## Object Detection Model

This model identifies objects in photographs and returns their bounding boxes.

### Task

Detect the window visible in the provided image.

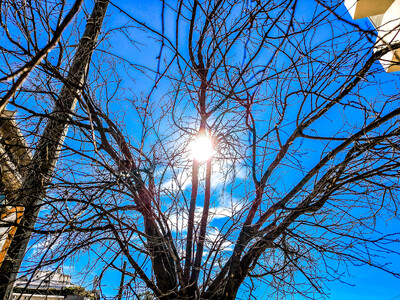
[0,193,5,205]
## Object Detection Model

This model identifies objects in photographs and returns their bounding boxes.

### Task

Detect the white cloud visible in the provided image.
[167,196,242,233]
[161,159,247,193]
[206,228,233,252]
[161,169,192,191]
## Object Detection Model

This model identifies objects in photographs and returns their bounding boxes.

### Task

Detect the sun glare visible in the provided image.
[189,135,214,162]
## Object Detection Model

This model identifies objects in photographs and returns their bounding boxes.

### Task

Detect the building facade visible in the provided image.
[0,110,31,267]
[12,269,95,300]
[344,0,400,72]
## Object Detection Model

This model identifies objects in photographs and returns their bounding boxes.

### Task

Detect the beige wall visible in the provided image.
[345,0,395,19]
[374,0,400,72]
[344,0,400,72]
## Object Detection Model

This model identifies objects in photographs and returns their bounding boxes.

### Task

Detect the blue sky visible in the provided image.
[90,0,400,297]
[125,1,398,298]
[4,0,400,298]
[69,0,400,298]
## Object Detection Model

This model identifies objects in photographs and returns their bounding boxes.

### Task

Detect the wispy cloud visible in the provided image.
[167,196,242,233]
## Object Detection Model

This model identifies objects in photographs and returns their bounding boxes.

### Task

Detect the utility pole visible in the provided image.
[0,1,109,299]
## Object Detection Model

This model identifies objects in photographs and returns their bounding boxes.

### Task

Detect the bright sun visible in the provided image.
[189,135,214,162]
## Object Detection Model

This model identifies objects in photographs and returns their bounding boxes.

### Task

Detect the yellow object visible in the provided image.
[0,206,24,267]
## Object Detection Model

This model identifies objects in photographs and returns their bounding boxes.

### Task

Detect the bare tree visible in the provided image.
[1,0,400,300]
[0,0,108,298]
[0,0,84,113]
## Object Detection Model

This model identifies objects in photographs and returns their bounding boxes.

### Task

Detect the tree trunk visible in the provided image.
[0,1,109,299]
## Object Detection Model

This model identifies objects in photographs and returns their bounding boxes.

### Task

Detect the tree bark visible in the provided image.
[0,1,109,299]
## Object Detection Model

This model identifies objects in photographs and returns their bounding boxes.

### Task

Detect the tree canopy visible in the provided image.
[1,0,400,299]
